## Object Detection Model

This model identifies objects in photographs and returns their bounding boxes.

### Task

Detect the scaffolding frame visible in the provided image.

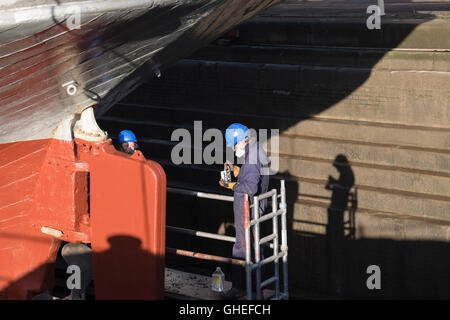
[166,180,289,300]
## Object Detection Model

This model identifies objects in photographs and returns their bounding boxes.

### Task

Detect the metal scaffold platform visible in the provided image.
[165,180,289,300]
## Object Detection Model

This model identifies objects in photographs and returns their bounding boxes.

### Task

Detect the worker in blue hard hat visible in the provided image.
[118,130,138,155]
[219,123,270,299]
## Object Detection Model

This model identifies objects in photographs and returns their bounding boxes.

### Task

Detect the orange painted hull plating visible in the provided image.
[0,138,166,299]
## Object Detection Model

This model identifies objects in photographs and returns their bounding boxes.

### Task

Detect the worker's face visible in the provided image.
[121,142,137,154]
[233,139,247,157]
[234,139,246,150]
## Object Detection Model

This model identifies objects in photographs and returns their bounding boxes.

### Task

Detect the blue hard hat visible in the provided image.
[118,130,137,143]
[225,123,248,147]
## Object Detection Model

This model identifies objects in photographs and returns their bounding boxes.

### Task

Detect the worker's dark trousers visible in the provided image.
[231,203,265,292]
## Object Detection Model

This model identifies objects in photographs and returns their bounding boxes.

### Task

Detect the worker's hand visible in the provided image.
[219,180,236,190]
[233,166,240,177]
[224,161,233,172]
[225,161,240,177]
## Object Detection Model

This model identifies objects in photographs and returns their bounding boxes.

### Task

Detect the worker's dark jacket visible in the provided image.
[233,140,270,215]
[231,139,270,289]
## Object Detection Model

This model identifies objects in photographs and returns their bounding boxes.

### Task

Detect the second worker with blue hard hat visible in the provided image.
[219,123,270,299]
[117,129,139,155]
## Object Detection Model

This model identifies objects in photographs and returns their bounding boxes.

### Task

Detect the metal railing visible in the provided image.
[166,181,289,300]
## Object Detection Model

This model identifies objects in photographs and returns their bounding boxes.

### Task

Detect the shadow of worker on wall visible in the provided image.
[325,154,357,297]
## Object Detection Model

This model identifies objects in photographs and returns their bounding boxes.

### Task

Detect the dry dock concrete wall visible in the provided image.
[98,0,450,299]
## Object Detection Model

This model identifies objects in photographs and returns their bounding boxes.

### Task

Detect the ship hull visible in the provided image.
[0,0,279,144]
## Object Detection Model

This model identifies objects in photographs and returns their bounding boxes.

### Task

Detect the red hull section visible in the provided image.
[77,140,167,300]
[0,138,166,299]
[0,139,58,299]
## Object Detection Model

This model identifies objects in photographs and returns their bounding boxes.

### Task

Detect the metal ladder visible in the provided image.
[244,180,289,300]
[166,180,289,300]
